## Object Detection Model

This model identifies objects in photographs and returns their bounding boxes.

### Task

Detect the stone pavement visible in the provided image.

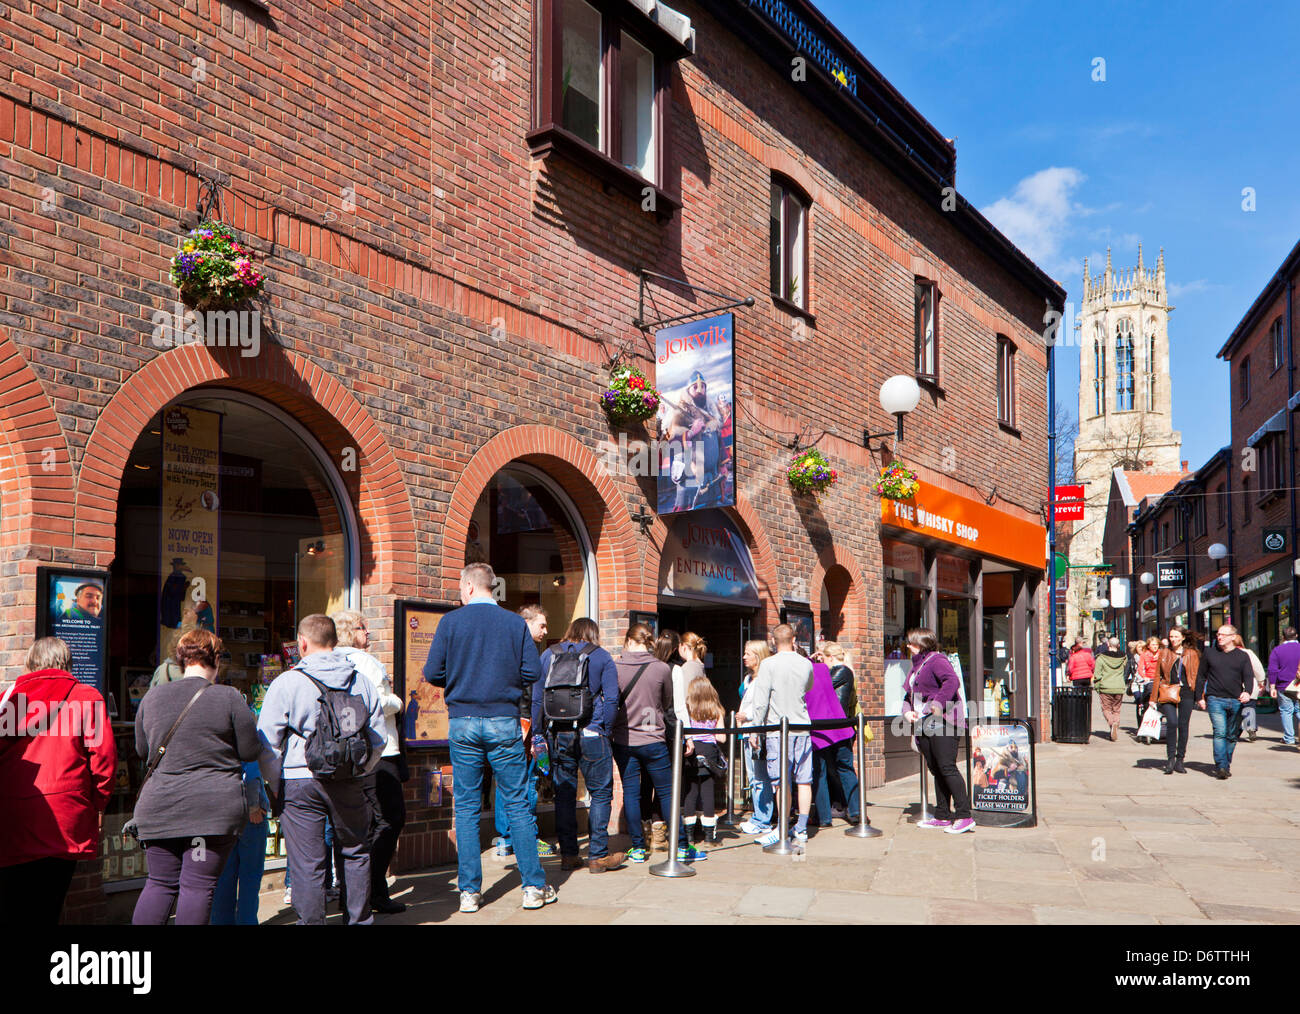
[258,701,1300,925]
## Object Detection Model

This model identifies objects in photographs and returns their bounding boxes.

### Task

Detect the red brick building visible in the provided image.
[0,0,1062,920]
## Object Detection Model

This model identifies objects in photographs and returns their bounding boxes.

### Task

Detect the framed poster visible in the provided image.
[36,566,110,695]
[395,599,455,749]
[629,610,659,636]
[968,720,1037,828]
[654,312,735,515]
[780,602,815,656]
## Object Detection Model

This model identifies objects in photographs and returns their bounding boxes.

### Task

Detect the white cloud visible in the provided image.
[1168,279,1214,299]
[981,167,1086,277]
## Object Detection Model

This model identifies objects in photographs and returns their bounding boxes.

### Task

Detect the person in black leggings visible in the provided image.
[1152,626,1200,775]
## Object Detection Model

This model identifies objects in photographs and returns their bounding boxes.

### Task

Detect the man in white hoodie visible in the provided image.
[257,614,387,926]
[333,610,406,914]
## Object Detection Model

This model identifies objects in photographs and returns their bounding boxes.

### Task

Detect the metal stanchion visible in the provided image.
[845,713,883,839]
[763,717,797,855]
[649,720,696,878]
[919,742,930,823]
[720,710,737,827]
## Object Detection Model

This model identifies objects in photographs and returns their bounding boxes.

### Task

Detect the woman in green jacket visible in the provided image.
[1093,637,1130,741]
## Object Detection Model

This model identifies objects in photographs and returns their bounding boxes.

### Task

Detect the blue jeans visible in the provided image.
[1279,692,1300,744]
[494,757,539,846]
[211,821,269,925]
[812,739,860,825]
[1206,696,1242,771]
[744,742,773,827]
[613,740,689,849]
[552,730,615,859]
[448,716,546,893]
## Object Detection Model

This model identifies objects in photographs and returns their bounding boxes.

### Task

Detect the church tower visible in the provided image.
[1068,246,1183,641]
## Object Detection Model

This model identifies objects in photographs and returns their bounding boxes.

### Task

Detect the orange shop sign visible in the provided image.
[880,486,1046,571]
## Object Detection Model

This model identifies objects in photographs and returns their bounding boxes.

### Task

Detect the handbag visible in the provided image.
[1284,659,1300,701]
[122,683,211,845]
[1156,682,1181,706]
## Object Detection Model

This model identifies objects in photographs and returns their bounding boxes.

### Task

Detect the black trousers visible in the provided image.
[917,732,971,821]
[364,760,406,903]
[1159,695,1196,762]
[0,856,77,926]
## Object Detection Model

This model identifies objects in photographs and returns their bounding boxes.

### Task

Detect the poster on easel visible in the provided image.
[395,600,454,748]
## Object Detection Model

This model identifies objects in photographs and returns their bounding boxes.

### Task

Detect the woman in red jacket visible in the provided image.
[1066,639,1095,685]
[0,637,117,924]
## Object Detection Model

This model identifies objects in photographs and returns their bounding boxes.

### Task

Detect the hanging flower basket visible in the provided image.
[874,460,919,501]
[169,220,265,310]
[601,364,661,425]
[787,448,838,498]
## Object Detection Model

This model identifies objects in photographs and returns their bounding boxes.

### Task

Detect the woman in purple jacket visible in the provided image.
[807,658,859,827]
[903,628,973,834]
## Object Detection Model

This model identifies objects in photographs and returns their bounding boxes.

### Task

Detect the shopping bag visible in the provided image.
[1138,704,1162,741]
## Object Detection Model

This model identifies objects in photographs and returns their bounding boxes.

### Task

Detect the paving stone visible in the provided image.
[804,890,929,924]
[735,885,816,919]
[1033,905,1158,924]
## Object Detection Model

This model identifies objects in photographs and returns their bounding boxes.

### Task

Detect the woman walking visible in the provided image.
[903,628,973,834]
[1152,626,1200,775]
[737,639,774,835]
[0,637,116,925]
[132,629,270,924]
[1093,637,1128,740]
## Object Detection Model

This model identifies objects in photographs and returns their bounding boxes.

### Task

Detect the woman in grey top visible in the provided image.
[132,629,267,925]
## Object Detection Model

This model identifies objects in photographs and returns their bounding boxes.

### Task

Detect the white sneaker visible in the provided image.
[740,819,771,835]
[522,885,558,909]
[282,889,292,906]
[459,891,482,913]
[791,827,808,843]
[755,829,781,847]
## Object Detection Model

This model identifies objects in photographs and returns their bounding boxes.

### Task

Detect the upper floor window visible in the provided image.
[1145,331,1157,410]
[1115,319,1135,411]
[1092,330,1106,416]
[770,177,810,312]
[1242,477,1251,523]
[1272,316,1285,373]
[1259,435,1284,501]
[1215,483,1225,527]
[1193,495,1206,537]
[1238,356,1251,405]
[1161,521,1170,549]
[997,335,1016,428]
[914,280,938,380]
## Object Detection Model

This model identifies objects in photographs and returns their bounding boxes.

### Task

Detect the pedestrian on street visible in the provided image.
[681,674,727,844]
[904,628,973,834]
[1093,637,1128,740]
[0,637,116,926]
[422,564,557,912]
[747,624,817,846]
[1197,625,1255,780]
[1230,632,1266,744]
[1066,638,1095,686]
[210,757,270,925]
[737,639,774,835]
[1154,626,1200,774]
[1265,627,1300,746]
[1133,636,1161,727]
[612,624,697,863]
[133,629,271,925]
[807,654,859,827]
[533,617,624,873]
[333,609,408,914]
[258,614,388,925]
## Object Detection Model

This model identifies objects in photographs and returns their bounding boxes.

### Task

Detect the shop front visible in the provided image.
[1238,566,1292,661]
[1194,573,1233,635]
[879,486,1046,779]
[1161,587,1188,632]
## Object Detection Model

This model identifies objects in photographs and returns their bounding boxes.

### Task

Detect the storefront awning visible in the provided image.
[658,509,761,606]
[1247,409,1286,448]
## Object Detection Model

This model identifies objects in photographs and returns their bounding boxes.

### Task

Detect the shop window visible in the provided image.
[914,279,939,381]
[104,395,353,885]
[770,176,810,313]
[996,334,1016,428]
[1272,316,1285,374]
[464,465,593,631]
[883,539,927,717]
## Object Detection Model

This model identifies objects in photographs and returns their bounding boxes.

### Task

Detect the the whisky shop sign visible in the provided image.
[881,485,1046,570]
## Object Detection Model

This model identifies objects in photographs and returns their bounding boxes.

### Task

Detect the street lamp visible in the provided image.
[1097,597,1111,642]
[1208,543,1227,566]
[864,375,921,448]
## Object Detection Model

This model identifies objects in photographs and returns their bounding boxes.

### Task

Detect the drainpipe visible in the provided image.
[1289,280,1297,625]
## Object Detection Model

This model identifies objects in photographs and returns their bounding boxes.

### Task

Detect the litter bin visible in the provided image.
[1051,685,1092,743]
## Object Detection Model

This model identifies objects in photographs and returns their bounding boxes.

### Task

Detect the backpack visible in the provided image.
[542,643,599,728]
[291,670,373,780]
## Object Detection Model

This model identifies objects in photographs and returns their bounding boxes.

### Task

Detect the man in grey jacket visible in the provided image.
[746,624,814,846]
[257,614,387,925]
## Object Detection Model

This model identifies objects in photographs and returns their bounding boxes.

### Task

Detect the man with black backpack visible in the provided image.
[257,614,387,926]
[531,618,624,874]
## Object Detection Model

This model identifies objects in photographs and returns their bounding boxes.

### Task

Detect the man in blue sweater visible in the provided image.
[1266,627,1300,746]
[423,563,556,913]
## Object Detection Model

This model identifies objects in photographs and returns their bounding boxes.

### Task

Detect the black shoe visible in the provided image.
[371,900,407,914]
[1173,760,1186,774]
[705,825,719,844]
[1223,767,1232,778]
[1163,761,1174,775]
[1213,767,1229,780]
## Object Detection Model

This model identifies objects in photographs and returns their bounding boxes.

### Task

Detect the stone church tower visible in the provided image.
[1068,246,1183,642]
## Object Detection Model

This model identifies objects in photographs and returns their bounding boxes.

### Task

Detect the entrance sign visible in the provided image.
[655,313,735,514]
[658,509,760,606]
[394,600,455,748]
[968,721,1036,828]
[881,485,1046,571]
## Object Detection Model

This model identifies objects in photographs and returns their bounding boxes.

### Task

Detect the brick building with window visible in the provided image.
[0,0,1062,920]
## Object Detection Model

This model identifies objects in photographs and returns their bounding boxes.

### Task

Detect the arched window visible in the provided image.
[1115,319,1134,410]
[1145,328,1157,410]
[1093,327,1106,416]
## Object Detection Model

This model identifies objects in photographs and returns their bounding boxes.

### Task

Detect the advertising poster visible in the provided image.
[158,404,221,659]
[39,568,109,692]
[395,600,454,748]
[970,722,1036,828]
[655,312,735,515]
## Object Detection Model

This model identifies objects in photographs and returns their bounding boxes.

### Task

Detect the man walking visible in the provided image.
[257,614,387,925]
[423,564,556,912]
[1197,624,1255,779]
[746,624,815,845]
[1266,627,1300,746]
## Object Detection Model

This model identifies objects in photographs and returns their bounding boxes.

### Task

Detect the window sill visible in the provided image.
[771,293,814,323]
[998,420,1021,437]
[917,375,944,397]
[527,124,681,220]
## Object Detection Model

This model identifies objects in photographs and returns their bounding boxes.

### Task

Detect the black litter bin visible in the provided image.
[1051,685,1092,743]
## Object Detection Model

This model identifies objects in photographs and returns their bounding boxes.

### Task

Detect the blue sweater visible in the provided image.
[423,600,542,719]
[531,641,620,736]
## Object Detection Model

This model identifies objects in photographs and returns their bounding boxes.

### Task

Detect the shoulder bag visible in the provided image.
[122,683,211,845]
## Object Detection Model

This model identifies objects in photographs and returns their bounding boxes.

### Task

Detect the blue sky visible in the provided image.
[817,0,1300,471]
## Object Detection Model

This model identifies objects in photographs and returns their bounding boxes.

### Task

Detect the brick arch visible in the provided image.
[809,543,869,645]
[440,425,639,622]
[74,343,418,598]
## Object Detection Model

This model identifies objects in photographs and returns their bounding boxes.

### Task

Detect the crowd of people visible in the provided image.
[1061,623,1298,777]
